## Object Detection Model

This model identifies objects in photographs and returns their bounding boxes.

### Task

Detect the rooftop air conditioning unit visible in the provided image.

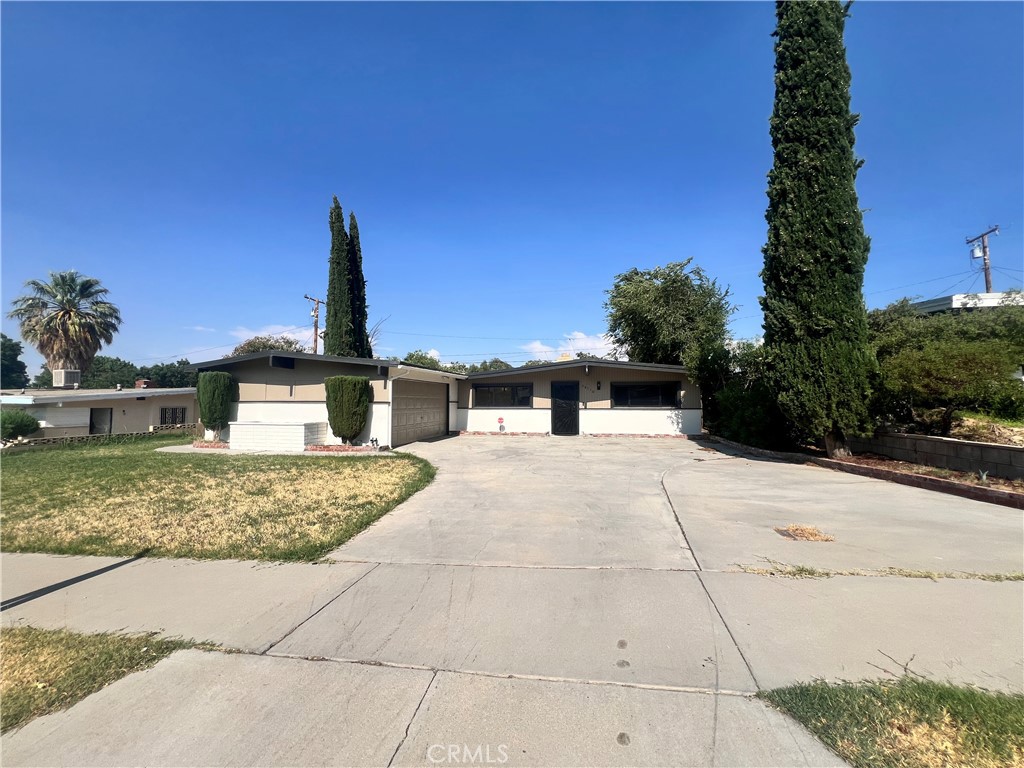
[52,369,82,389]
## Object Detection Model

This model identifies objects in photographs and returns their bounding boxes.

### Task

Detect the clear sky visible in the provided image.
[3,1,1022,375]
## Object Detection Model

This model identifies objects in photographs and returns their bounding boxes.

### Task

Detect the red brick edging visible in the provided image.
[706,435,1024,510]
[304,445,383,453]
[458,431,690,439]
[811,458,1024,510]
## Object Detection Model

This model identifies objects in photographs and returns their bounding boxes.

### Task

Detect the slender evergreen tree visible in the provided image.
[760,0,874,457]
[347,212,372,357]
[324,196,353,357]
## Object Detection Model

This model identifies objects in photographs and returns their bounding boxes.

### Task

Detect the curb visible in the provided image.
[705,435,1024,510]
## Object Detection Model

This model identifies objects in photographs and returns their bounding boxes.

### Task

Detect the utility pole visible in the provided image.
[304,295,326,354]
[966,225,999,293]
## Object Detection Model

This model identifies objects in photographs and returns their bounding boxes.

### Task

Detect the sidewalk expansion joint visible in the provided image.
[261,562,381,655]
[328,559,699,573]
[260,650,757,698]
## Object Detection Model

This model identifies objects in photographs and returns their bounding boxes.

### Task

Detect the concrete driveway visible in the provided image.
[4,435,1022,767]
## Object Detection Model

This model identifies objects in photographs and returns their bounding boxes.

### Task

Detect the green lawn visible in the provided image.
[762,677,1024,768]
[1,434,435,561]
[1,626,196,733]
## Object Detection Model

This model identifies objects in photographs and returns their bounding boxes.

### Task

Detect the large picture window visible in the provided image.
[473,384,533,408]
[611,382,679,408]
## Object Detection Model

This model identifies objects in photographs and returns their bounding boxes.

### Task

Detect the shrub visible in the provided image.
[0,408,40,440]
[988,379,1024,421]
[325,376,371,443]
[713,379,791,451]
[197,371,233,438]
[879,340,1017,435]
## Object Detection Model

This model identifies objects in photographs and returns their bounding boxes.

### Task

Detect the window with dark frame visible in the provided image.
[160,406,188,425]
[473,384,533,408]
[610,382,680,408]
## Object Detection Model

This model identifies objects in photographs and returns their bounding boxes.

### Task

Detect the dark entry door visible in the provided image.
[89,408,113,435]
[550,381,579,436]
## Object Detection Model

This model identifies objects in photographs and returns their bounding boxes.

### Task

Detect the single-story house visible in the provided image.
[0,382,197,438]
[191,352,701,451]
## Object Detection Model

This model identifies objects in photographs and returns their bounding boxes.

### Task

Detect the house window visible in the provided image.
[473,384,533,408]
[611,382,679,408]
[160,407,188,425]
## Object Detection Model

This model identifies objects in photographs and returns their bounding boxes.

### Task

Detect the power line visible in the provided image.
[865,271,974,296]
[134,323,311,363]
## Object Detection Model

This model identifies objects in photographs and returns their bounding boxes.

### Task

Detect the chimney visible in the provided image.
[134,379,152,389]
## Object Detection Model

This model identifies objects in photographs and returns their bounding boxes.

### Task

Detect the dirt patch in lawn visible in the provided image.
[1,435,435,561]
[774,524,835,542]
[838,453,1024,492]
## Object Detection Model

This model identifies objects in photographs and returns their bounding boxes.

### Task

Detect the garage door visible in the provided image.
[391,380,447,447]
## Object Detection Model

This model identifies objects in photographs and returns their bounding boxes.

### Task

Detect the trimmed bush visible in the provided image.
[325,376,371,443]
[0,408,40,440]
[197,371,233,438]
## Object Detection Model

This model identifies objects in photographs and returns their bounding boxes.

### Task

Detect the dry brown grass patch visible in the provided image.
[774,524,835,541]
[1,438,435,560]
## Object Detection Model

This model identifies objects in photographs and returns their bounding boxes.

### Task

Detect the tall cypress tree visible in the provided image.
[347,212,372,357]
[760,0,873,457]
[324,196,354,357]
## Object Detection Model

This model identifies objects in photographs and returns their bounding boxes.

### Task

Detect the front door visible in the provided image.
[550,381,579,436]
[89,408,113,435]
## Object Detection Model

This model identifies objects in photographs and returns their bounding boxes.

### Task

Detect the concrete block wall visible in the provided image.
[229,422,308,452]
[849,432,1024,480]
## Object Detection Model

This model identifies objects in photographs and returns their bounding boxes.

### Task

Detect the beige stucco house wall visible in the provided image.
[0,388,197,438]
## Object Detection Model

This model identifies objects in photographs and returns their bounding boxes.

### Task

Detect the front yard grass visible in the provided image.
[1,626,195,733]
[1,434,435,561]
[762,677,1024,768]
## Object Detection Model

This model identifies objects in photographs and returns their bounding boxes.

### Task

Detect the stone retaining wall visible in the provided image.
[848,432,1024,480]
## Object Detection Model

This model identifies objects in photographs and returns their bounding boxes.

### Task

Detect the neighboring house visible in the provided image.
[191,352,701,451]
[909,291,1022,315]
[0,382,197,438]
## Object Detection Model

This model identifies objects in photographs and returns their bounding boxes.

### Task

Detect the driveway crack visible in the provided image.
[661,469,702,570]
[388,670,438,767]
[262,562,381,654]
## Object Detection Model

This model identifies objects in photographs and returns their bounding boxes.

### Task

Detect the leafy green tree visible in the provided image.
[138,360,198,388]
[324,197,353,357]
[402,350,442,370]
[347,212,372,357]
[523,359,549,367]
[7,270,122,373]
[197,371,233,439]
[79,356,139,389]
[605,259,734,417]
[881,340,1018,435]
[760,1,873,457]
[1,334,30,388]
[325,375,371,443]
[33,366,52,388]
[228,335,307,357]
[467,359,513,373]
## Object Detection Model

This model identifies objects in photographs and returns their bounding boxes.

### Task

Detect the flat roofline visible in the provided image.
[467,358,688,380]
[188,350,396,371]
[0,387,196,405]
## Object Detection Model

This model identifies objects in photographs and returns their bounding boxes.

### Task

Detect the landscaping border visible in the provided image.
[704,435,1024,510]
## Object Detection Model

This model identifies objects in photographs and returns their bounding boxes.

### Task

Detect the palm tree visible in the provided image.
[7,271,122,373]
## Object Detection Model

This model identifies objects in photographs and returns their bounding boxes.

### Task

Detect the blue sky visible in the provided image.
[3,1,1022,375]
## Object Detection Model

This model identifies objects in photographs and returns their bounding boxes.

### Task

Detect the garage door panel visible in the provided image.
[391,381,446,447]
